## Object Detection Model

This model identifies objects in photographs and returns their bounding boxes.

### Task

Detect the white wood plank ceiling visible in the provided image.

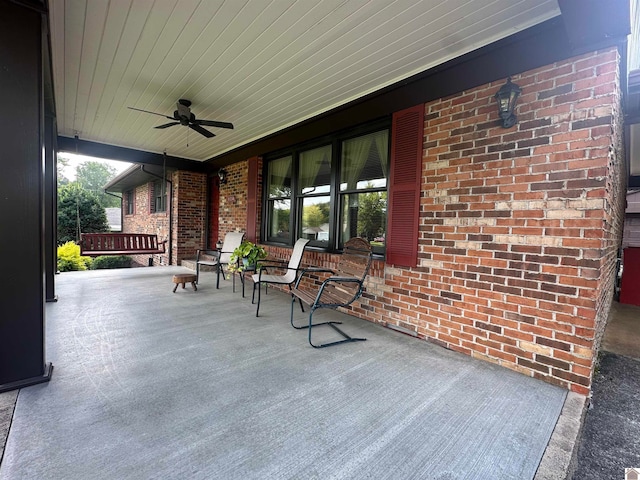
[49,0,560,162]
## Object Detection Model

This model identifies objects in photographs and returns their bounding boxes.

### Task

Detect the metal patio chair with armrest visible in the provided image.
[251,238,310,317]
[289,237,373,348]
[195,231,245,288]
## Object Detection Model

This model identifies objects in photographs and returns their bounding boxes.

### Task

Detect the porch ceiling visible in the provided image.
[49,0,560,163]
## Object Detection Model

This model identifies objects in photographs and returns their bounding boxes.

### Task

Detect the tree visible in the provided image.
[76,161,120,208]
[303,204,326,228]
[357,190,387,241]
[57,156,71,185]
[57,183,110,244]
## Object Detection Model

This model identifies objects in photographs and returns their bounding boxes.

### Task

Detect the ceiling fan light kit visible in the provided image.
[128,99,233,138]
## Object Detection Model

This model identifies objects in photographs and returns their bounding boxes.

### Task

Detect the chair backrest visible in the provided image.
[288,238,310,270]
[280,238,310,283]
[220,232,245,264]
[337,237,372,280]
[321,237,373,305]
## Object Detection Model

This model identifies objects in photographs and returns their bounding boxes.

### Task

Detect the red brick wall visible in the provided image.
[122,180,170,267]
[218,161,249,236]
[594,58,627,351]
[195,49,624,394]
[171,171,207,264]
[361,47,621,395]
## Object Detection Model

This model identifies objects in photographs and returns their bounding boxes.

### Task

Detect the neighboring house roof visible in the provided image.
[104,164,174,194]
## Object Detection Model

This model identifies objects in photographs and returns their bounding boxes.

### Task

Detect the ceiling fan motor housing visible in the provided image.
[173,110,191,125]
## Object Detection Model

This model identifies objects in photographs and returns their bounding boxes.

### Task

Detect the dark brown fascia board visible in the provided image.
[558,0,631,53]
[207,9,629,168]
[103,164,172,193]
[57,136,209,173]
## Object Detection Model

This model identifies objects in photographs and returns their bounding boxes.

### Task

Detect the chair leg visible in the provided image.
[287,285,305,313]
[291,304,367,349]
[255,281,262,317]
[290,301,341,330]
[196,264,200,284]
[290,294,302,329]
[306,308,366,348]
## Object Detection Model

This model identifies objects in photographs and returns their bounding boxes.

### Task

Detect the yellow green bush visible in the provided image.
[57,241,93,272]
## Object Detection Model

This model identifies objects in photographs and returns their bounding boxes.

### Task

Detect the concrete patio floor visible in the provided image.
[0,266,572,480]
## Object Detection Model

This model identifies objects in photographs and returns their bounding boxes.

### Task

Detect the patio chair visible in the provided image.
[251,238,310,317]
[195,232,245,288]
[290,237,373,348]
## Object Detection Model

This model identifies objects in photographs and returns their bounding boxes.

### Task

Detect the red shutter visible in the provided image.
[149,182,155,214]
[246,156,259,243]
[386,104,424,267]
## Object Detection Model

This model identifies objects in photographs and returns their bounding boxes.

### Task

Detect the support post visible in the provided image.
[0,1,53,392]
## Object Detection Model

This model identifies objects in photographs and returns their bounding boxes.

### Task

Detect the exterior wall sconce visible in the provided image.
[218,168,227,184]
[494,77,521,128]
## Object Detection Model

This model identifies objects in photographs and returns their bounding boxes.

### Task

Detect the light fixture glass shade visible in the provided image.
[495,77,521,128]
[218,169,227,184]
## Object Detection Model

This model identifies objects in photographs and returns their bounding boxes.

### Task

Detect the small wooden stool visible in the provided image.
[172,273,197,293]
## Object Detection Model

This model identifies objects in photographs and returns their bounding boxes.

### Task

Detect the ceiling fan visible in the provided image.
[128,99,233,138]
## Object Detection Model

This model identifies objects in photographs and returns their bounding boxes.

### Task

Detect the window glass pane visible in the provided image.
[126,190,134,215]
[340,130,389,191]
[268,156,292,198]
[298,145,331,195]
[341,191,387,253]
[154,180,166,212]
[268,198,291,243]
[300,196,330,246]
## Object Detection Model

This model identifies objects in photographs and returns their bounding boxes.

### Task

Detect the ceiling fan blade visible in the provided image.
[128,106,174,120]
[154,122,180,129]
[195,119,234,129]
[189,124,215,138]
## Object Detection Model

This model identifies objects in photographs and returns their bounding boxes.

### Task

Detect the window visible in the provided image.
[151,180,166,213]
[340,131,388,252]
[125,190,134,215]
[298,145,331,247]
[265,156,292,244]
[263,126,389,254]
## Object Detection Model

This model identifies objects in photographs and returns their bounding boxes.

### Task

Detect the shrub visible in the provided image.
[91,255,132,270]
[57,241,93,272]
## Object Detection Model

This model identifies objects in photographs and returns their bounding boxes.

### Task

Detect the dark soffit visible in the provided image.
[57,137,210,173]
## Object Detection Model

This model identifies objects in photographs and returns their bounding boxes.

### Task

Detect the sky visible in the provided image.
[57,152,132,181]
